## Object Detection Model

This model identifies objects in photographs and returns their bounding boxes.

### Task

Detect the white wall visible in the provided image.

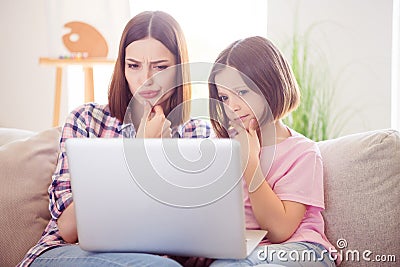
[267,0,394,136]
[0,0,54,131]
[0,0,397,135]
[0,0,130,132]
[392,0,400,130]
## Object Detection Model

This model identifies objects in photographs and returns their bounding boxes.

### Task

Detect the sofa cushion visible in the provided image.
[0,127,61,267]
[318,129,400,266]
[0,127,36,146]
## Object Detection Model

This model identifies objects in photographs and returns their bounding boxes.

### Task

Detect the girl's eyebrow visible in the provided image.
[125,58,170,64]
[217,84,248,94]
[232,85,248,91]
[217,84,247,90]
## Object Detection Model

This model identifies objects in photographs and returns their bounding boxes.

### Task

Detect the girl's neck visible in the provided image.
[259,120,291,147]
[275,120,291,143]
[131,100,143,130]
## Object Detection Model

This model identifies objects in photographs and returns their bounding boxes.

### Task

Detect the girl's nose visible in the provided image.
[230,97,241,112]
[140,69,154,86]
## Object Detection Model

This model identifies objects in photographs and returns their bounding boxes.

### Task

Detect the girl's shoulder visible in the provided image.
[63,103,122,138]
[65,102,117,126]
[68,102,111,120]
[273,127,321,158]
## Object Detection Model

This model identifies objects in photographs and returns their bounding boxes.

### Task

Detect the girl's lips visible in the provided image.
[138,90,161,99]
[235,114,250,121]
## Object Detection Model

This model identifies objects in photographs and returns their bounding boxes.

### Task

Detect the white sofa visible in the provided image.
[0,127,399,266]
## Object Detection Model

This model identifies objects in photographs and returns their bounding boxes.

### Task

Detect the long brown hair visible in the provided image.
[108,11,191,126]
[208,36,300,138]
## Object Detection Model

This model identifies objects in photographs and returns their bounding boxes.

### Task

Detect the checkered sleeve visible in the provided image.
[180,118,212,138]
[17,103,123,267]
[49,105,89,220]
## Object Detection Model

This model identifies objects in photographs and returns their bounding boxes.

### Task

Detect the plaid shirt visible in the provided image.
[18,103,211,267]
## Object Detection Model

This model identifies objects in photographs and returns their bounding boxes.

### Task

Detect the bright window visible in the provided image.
[129,0,268,100]
[67,1,268,117]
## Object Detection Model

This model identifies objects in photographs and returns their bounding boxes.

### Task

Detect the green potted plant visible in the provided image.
[282,27,346,141]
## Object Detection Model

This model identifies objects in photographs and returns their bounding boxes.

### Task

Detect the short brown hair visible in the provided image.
[208,36,300,137]
[108,11,191,126]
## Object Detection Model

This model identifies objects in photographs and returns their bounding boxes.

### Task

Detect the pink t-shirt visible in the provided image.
[243,127,336,253]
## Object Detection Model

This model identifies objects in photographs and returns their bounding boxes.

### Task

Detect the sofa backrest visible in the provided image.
[318,129,399,266]
[0,127,398,266]
[0,127,61,267]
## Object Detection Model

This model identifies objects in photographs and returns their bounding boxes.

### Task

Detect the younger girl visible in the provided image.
[208,36,337,266]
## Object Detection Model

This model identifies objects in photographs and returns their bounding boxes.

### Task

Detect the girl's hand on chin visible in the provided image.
[136,101,172,138]
[231,118,261,172]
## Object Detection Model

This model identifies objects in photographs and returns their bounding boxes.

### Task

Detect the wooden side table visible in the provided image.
[39,57,115,126]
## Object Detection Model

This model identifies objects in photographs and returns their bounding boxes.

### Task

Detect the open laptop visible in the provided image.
[66,138,267,259]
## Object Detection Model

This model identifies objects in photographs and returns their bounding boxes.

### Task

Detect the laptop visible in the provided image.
[66,138,267,259]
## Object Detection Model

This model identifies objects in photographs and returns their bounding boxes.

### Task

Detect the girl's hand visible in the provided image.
[169,256,214,267]
[231,118,261,175]
[57,202,78,243]
[136,101,172,138]
[183,257,214,267]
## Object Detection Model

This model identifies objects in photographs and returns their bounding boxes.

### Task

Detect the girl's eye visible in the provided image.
[237,89,249,96]
[154,65,168,70]
[127,63,140,69]
[219,95,228,102]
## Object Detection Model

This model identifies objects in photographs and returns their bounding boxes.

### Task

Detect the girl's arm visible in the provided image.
[244,161,306,243]
[51,105,89,243]
[58,202,78,243]
[236,119,306,243]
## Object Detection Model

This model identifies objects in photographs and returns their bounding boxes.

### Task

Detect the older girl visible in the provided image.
[20,11,209,267]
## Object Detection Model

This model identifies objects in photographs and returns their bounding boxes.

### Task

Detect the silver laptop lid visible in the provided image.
[66,138,252,259]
